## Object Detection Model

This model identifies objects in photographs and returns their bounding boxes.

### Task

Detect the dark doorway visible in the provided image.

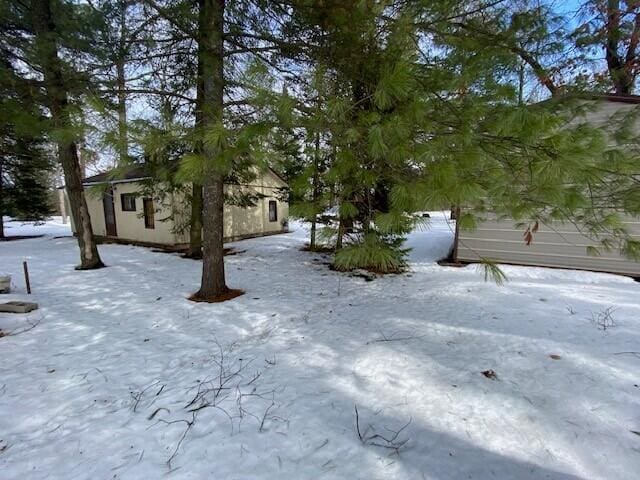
[143,198,155,229]
[103,186,117,236]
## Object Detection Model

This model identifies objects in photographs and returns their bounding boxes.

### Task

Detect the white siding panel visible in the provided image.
[457,218,640,276]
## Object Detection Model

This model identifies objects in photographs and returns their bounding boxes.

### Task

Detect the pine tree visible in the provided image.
[281,1,640,272]
[32,0,105,269]
[0,51,54,236]
[572,0,640,94]
[97,0,157,165]
[0,139,53,223]
[141,0,297,300]
[2,0,105,268]
[285,71,334,251]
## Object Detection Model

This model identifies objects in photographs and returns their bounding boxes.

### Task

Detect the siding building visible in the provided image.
[453,95,640,278]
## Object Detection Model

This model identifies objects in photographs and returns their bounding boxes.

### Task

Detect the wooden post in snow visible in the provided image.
[23,261,31,294]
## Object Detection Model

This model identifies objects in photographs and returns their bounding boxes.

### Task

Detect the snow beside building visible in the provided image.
[0,213,639,479]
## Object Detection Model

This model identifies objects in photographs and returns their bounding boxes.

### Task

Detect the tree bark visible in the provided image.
[605,0,635,94]
[336,215,344,250]
[515,47,559,96]
[116,60,128,163]
[116,0,128,164]
[187,39,205,259]
[187,182,203,258]
[309,131,320,250]
[192,0,230,299]
[0,158,4,238]
[517,61,525,105]
[32,0,104,269]
[309,215,317,249]
[451,206,461,262]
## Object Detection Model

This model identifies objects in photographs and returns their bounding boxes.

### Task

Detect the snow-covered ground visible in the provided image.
[0,213,639,480]
[1,216,72,240]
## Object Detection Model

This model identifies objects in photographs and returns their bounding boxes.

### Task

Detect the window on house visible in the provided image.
[120,193,136,212]
[143,198,155,229]
[268,200,277,222]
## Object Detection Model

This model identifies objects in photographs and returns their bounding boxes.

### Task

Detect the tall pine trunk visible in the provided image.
[336,216,344,250]
[309,131,320,250]
[0,158,4,238]
[187,183,203,258]
[116,60,128,163]
[116,1,128,164]
[309,214,317,249]
[605,0,634,95]
[187,46,205,259]
[192,0,233,300]
[32,0,103,270]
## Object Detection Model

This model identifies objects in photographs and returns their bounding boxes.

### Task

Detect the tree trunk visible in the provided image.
[517,61,525,105]
[310,216,317,249]
[336,215,344,250]
[32,0,103,270]
[116,0,128,164]
[187,41,205,259]
[116,59,128,163]
[309,131,320,250]
[0,158,4,238]
[192,0,232,300]
[451,206,461,262]
[605,0,634,94]
[197,172,228,298]
[58,187,68,224]
[187,182,203,258]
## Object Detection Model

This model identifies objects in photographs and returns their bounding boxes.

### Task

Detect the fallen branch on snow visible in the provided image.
[0,315,43,337]
[613,351,640,359]
[141,340,282,467]
[354,404,411,455]
[366,329,424,345]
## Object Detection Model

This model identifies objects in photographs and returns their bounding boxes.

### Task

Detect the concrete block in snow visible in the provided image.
[0,301,38,313]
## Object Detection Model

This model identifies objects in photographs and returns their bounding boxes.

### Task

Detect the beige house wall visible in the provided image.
[69,169,288,246]
[111,182,180,245]
[456,216,640,277]
[225,170,289,240]
[455,99,640,277]
[74,182,182,245]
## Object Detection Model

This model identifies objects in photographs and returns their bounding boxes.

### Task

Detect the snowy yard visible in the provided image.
[0,214,639,480]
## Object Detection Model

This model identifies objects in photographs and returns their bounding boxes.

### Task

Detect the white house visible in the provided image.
[66,165,289,248]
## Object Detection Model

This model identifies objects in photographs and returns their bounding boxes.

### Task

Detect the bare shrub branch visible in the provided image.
[354,404,411,455]
[591,306,617,330]
[138,340,281,466]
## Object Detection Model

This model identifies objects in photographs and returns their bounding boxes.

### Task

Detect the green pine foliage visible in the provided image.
[279,1,640,275]
[479,259,509,286]
[334,232,409,273]
[0,53,54,224]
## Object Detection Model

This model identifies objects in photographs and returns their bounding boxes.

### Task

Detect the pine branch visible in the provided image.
[100,88,194,103]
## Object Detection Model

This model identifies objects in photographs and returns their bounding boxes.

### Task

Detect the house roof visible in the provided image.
[562,93,640,135]
[82,164,288,187]
[578,93,640,104]
[82,164,151,185]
